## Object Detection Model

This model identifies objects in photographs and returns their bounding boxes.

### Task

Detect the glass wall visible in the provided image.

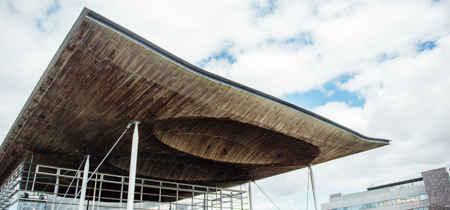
[368,179,425,191]
[0,162,250,210]
[331,194,429,210]
[388,180,425,191]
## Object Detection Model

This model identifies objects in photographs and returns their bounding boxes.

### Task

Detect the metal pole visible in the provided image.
[240,184,244,210]
[206,188,209,210]
[220,189,222,210]
[51,168,60,210]
[91,171,98,209]
[176,184,179,208]
[32,165,38,191]
[230,193,233,210]
[248,182,253,210]
[216,184,218,210]
[158,181,161,210]
[127,121,140,210]
[79,155,90,210]
[204,193,206,209]
[25,153,34,191]
[308,164,319,210]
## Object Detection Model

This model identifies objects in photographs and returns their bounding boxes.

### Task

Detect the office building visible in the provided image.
[322,166,450,210]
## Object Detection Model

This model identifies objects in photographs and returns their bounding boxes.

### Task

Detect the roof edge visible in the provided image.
[367,177,423,191]
[85,9,390,145]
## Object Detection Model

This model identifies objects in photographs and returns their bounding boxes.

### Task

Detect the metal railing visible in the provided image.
[0,162,249,210]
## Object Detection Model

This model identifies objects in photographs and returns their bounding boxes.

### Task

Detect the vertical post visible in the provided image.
[79,155,90,210]
[208,188,210,210]
[216,184,218,210]
[127,121,140,210]
[98,174,104,208]
[308,164,319,210]
[158,182,161,210]
[76,172,80,200]
[191,187,194,209]
[32,165,39,192]
[220,190,222,210]
[230,192,233,210]
[120,177,124,204]
[176,184,179,209]
[25,153,34,191]
[140,180,144,207]
[204,193,208,210]
[51,168,60,210]
[240,185,243,210]
[91,172,98,209]
[248,182,253,210]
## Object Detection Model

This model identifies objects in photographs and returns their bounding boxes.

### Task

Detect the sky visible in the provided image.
[1,0,450,209]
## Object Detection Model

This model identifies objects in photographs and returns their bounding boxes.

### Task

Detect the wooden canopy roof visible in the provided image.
[0,8,389,187]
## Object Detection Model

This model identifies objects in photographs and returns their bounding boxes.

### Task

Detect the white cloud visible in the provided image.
[2,0,450,209]
[313,101,368,134]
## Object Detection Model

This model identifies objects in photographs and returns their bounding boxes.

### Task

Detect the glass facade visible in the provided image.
[331,194,428,210]
[412,207,429,210]
[384,180,425,191]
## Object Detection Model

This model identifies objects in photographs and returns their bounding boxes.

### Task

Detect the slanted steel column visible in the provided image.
[79,155,90,210]
[127,121,140,210]
[248,182,253,210]
[25,153,34,191]
[308,164,319,210]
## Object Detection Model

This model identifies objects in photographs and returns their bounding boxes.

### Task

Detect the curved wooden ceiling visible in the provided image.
[0,9,389,187]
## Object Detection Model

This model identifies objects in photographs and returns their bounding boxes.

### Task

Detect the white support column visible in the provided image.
[308,164,319,210]
[240,184,244,210]
[191,189,194,209]
[248,182,253,210]
[51,168,60,210]
[79,155,90,210]
[220,190,223,210]
[127,121,140,210]
[205,189,209,210]
[91,172,98,209]
[230,193,232,210]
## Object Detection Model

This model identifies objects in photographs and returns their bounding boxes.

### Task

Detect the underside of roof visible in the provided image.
[0,8,389,187]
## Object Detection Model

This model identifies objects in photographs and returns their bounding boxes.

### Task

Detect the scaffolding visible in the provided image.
[0,162,250,210]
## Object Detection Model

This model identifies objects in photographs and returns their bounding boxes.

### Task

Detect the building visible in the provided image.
[322,166,450,210]
[0,8,390,210]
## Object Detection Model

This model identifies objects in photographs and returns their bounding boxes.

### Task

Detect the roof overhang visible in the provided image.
[0,8,389,187]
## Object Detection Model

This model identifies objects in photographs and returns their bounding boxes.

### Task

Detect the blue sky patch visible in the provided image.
[377,53,397,63]
[282,78,365,110]
[253,0,277,17]
[265,32,314,48]
[6,0,16,14]
[417,41,436,52]
[198,50,236,68]
[34,1,60,31]
[46,1,61,16]
[286,32,314,45]
[36,19,44,31]
[335,73,355,84]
